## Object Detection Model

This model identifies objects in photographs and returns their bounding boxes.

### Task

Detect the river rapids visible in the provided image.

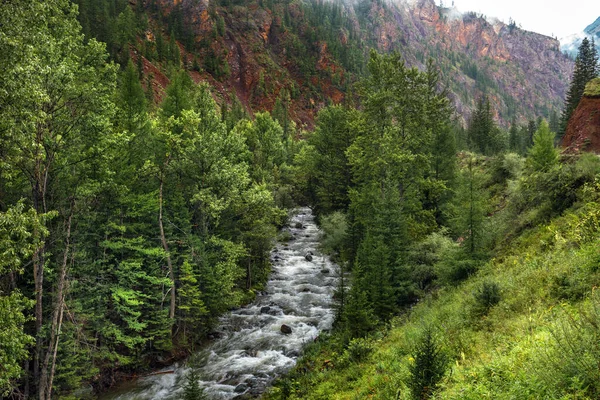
[105,207,339,400]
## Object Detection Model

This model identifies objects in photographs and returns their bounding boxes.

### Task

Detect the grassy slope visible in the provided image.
[264,181,600,399]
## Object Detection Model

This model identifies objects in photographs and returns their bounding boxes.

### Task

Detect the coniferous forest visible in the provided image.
[2,1,600,400]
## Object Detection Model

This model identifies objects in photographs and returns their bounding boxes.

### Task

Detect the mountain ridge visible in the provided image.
[120,0,573,128]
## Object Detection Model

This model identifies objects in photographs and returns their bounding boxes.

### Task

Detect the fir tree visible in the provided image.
[560,37,599,135]
[527,120,558,172]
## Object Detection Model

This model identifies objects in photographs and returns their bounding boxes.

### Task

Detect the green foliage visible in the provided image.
[117,59,147,132]
[471,281,502,317]
[408,327,449,400]
[161,70,194,119]
[527,120,558,173]
[561,37,599,134]
[343,337,373,363]
[318,212,348,260]
[235,112,286,184]
[540,293,600,398]
[183,367,206,400]
[306,106,358,215]
[583,77,600,97]
[449,157,489,257]
[467,96,507,155]
[0,203,48,395]
[0,1,287,394]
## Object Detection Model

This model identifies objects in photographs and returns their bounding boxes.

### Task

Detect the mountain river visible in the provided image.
[103,207,339,400]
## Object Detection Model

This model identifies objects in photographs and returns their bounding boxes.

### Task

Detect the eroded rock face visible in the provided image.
[562,94,600,154]
[141,0,573,128]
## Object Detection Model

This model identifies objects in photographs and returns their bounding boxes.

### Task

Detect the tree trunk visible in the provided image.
[39,207,72,400]
[159,174,176,320]
[246,259,252,290]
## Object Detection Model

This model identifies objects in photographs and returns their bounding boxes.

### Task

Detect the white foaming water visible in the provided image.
[105,208,339,400]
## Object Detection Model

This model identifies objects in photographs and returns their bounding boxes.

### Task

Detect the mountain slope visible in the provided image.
[560,16,600,57]
[263,154,600,400]
[125,0,572,127]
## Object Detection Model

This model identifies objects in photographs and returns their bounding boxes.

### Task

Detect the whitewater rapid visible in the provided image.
[105,207,339,400]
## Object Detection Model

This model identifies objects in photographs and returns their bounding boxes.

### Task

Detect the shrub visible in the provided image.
[472,281,502,317]
[344,337,373,363]
[434,246,481,286]
[539,294,600,398]
[408,327,449,400]
[183,366,206,400]
[318,211,348,259]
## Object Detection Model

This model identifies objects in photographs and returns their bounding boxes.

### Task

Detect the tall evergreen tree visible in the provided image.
[467,96,505,155]
[560,37,599,135]
[527,120,558,172]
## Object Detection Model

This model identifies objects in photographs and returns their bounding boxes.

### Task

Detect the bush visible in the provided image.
[408,327,449,400]
[344,337,373,363]
[472,281,501,317]
[434,246,481,286]
[318,211,348,259]
[539,294,600,398]
[183,366,206,400]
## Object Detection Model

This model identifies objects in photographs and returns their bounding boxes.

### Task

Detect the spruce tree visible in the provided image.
[527,120,558,172]
[467,96,504,155]
[560,37,600,135]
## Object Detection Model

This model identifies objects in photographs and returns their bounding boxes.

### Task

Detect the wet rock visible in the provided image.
[301,287,311,293]
[234,383,248,393]
[246,377,259,387]
[305,254,313,262]
[294,222,303,229]
[260,306,271,314]
[320,269,330,274]
[281,324,292,334]
[207,331,223,340]
[286,350,300,358]
[305,235,310,237]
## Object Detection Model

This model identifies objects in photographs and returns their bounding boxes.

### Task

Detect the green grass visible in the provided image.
[264,198,600,400]
[583,77,600,97]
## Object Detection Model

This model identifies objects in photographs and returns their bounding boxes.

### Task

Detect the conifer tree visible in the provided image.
[467,96,505,155]
[117,59,147,132]
[527,120,558,172]
[508,118,521,153]
[560,37,599,134]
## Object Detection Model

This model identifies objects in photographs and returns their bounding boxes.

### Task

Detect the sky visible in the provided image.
[447,0,600,40]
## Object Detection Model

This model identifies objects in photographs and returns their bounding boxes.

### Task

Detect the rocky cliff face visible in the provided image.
[562,78,600,154]
[141,0,573,128]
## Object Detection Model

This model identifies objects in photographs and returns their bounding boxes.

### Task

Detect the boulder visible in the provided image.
[305,254,313,262]
[320,269,330,274]
[294,222,303,229]
[234,383,248,393]
[280,324,292,334]
[260,306,271,314]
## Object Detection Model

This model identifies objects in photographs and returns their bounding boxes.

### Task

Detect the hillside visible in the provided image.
[264,152,600,400]
[79,0,573,128]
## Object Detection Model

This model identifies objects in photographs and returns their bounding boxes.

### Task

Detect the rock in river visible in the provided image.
[280,324,292,334]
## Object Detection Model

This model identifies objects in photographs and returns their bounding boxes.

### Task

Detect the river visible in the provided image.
[104,207,339,400]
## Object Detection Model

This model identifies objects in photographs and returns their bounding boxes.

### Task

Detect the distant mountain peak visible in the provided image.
[584,16,600,36]
[561,16,600,57]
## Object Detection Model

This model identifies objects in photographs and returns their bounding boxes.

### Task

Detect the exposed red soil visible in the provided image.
[561,96,600,154]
